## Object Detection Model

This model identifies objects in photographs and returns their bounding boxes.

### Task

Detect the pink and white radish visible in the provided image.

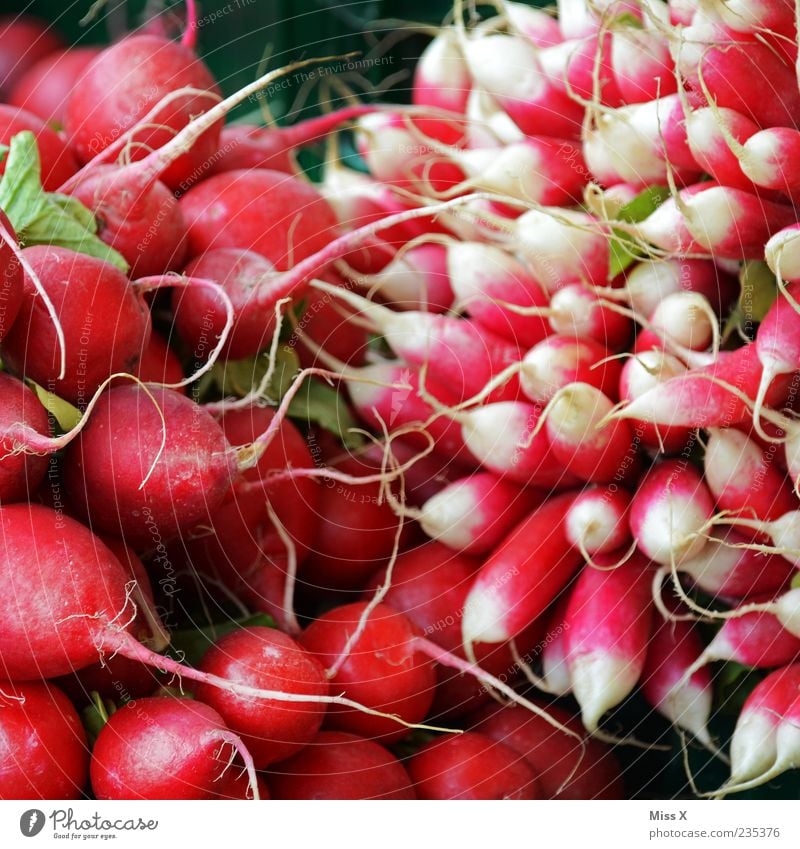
[413,29,471,114]
[565,485,633,562]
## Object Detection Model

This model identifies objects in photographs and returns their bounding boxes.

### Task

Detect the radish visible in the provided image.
[641,618,715,749]
[766,223,800,282]
[703,427,796,522]
[511,208,611,290]
[0,245,151,405]
[90,697,259,800]
[541,383,639,484]
[412,29,471,114]
[311,279,522,402]
[447,241,551,348]
[461,492,583,646]
[539,595,574,697]
[0,680,88,800]
[520,335,622,404]
[546,283,632,351]
[194,627,329,768]
[465,87,526,148]
[64,34,221,191]
[0,373,50,502]
[0,103,77,190]
[506,2,563,48]
[407,732,541,799]
[565,485,633,562]
[564,551,654,731]
[611,343,797,430]
[610,25,676,104]
[634,291,718,356]
[460,33,584,138]
[9,46,102,125]
[136,331,185,388]
[540,31,621,108]
[416,472,542,555]
[299,602,437,742]
[470,701,624,799]
[725,664,800,788]
[0,209,24,342]
[655,527,795,602]
[625,183,796,260]
[630,459,714,566]
[268,731,414,800]
[0,15,62,96]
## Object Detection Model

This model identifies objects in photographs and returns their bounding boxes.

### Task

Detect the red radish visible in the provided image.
[311,279,521,402]
[413,29,471,113]
[704,427,796,522]
[136,331,185,388]
[268,731,414,799]
[465,87,526,148]
[212,768,269,800]
[0,373,50,502]
[540,32,621,108]
[539,595,574,697]
[711,511,800,569]
[610,26,676,104]
[417,473,541,555]
[542,383,639,484]
[668,0,696,26]
[557,0,602,39]
[565,486,632,561]
[629,459,714,566]
[349,242,454,313]
[611,343,797,430]
[520,335,621,404]
[460,33,584,138]
[194,627,329,768]
[0,680,87,800]
[407,732,540,799]
[470,702,624,799]
[656,527,795,601]
[0,15,62,95]
[447,241,551,348]
[300,602,437,742]
[210,105,379,175]
[0,103,77,190]
[63,384,235,544]
[90,697,259,800]
[676,17,800,130]
[0,245,151,405]
[64,34,221,191]
[564,552,653,731]
[641,618,715,748]
[180,168,339,270]
[766,223,800,282]
[635,291,718,356]
[511,207,611,290]
[9,47,101,125]
[545,283,632,351]
[625,183,796,260]
[506,2,563,47]
[462,492,583,646]
[295,280,369,369]
[725,664,800,788]
[0,209,24,342]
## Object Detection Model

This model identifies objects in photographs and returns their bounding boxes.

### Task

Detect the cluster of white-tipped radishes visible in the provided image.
[1,0,800,802]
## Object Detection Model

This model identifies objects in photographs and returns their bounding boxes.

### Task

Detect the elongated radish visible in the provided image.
[540,32,621,107]
[521,335,621,404]
[704,427,796,522]
[610,25,675,104]
[447,241,551,347]
[565,486,632,560]
[413,29,471,114]
[564,551,653,731]
[461,492,583,645]
[726,664,800,788]
[630,459,714,565]
[540,595,574,697]
[417,473,541,555]
[543,383,639,484]
[641,618,715,748]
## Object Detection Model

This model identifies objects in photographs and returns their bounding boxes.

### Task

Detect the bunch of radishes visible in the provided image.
[1,0,799,802]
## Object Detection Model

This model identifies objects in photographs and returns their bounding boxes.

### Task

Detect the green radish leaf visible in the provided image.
[791,571,800,590]
[288,376,362,448]
[213,344,300,400]
[0,132,129,271]
[169,613,277,667]
[611,11,645,28]
[607,186,671,278]
[29,381,82,432]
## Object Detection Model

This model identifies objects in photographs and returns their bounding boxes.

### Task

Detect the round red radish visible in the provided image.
[0,679,88,800]
[300,602,436,742]
[406,731,540,800]
[63,34,221,191]
[0,373,50,503]
[9,47,101,125]
[268,731,414,799]
[0,16,62,96]
[90,697,256,800]
[135,330,185,388]
[195,627,329,768]
[0,245,151,405]
[64,385,235,544]
[0,103,77,190]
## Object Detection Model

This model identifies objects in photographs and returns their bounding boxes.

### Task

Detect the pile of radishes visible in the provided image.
[2,0,800,802]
